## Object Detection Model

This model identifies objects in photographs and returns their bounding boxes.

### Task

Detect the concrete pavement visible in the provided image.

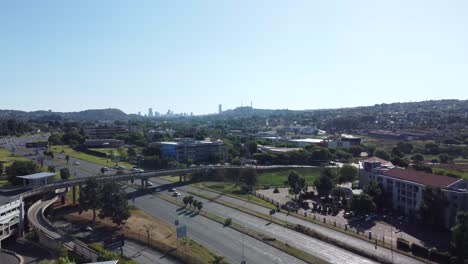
[151,178,425,264]
[127,186,307,264]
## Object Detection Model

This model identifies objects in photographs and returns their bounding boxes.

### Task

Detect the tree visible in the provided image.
[410,153,424,163]
[395,142,413,155]
[247,141,258,155]
[127,147,137,158]
[79,178,101,222]
[99,182,130,225]
[60,168,70,180]
[338,165,358,183]
[65,155,70,164]
[196,201,203,211]
[288,171,307,200]
[424,143,440,155]
[349,193,376,216]
[187,195,194,208]
[438,153,453,164]
[363,181,386,210]
[315,174,334,198]
[240,168,257,191]
[452,211,468,262]
[391,156,409,167]
[48,165,56,173]
[6,160,39,185]
[374,148,391,160]
[48,133,63,145]
[419,187,448,229]
[183,196,190,208]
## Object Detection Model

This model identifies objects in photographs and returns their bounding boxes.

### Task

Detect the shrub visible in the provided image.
[429,248,451,263]
[396,237,411,251]
[411,243,429,258]
[273,187,280,193]
[224,217,232,226]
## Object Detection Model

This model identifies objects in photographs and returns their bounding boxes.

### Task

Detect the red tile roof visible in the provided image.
[383,168,460,188]
[364,157,393,166]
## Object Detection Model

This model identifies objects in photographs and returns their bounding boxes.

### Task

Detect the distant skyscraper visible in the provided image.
[148,108,153,117]
[218,104,222,114]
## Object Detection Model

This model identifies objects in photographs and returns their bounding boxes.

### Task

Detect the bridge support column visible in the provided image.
[72,185,76,204]
[141,179,146,189]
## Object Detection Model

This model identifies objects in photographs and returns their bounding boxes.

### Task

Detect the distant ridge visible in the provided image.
[0,108,128,121]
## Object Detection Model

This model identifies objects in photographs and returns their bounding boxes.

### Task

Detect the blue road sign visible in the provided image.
[176,225,187,238]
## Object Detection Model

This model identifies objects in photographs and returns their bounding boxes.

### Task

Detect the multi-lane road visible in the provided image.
[0,136,426,264]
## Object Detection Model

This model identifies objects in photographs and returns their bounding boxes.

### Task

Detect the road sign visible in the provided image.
[176,225,187,238]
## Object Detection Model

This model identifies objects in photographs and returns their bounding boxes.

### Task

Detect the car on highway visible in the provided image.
[132,168,144,173]
[115,165,126,170]
[172,192,181,197]
[73,161,80,165]
[169,188,176,192]
[147,181,153,186]
[101,167,110,172]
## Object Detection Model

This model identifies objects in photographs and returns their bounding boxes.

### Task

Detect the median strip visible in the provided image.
[153,192,330,264]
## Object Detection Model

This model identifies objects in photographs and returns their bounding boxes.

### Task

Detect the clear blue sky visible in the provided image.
[1,1,467,115]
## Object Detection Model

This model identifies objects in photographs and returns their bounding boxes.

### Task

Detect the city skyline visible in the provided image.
[1,1,468,114]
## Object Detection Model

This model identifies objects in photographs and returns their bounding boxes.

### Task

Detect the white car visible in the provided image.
[172,192,181,197]
[115,165,126,170]
[73,161,80,165]
[169,188,176,192]
[147,181,153,186]
[132,168,144,173]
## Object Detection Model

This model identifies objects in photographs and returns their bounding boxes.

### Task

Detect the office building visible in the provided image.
[359,157,468,228]
[150,139,226,163]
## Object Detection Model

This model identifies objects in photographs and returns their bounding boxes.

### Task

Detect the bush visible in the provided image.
[396,237,411,251]
[224,218,232,226]
[429,248,451,263]
[273,187,280,193]
[411,243,429,258]
[26,230,39,242]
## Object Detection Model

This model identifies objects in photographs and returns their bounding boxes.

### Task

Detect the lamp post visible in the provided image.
[144,224,155,247]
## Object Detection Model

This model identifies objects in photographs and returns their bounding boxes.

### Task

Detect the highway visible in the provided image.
[150,178,425,264]
[140,182,381,264]
[123,240,181,264]
[127,186,306,264]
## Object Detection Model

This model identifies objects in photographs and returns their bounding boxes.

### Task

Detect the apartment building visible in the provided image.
[359,157,468,228]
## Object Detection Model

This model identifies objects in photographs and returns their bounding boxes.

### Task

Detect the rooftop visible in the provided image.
[364,157,393,166]
[17,172,56,180]
[288,138,324,143]
[383,168,461,188]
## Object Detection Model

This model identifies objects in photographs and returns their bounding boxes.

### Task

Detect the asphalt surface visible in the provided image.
[150,178,426,264]
[122,240,181,264]
[0,251,19,264]
[127,186,306,264]
[3,238,54,264]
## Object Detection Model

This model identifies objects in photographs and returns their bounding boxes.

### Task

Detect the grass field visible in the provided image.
[65,207,226,263]
[0,147,29,166]
[89,147,129,157]
[257,167,321,187]
[50,145,133,169]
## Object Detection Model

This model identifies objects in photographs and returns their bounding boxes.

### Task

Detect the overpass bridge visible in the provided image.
[0,165,243,250]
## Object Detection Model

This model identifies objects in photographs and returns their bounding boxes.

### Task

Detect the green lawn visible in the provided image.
[257,167,321,187]
[193,181,277,209]
[0,180,10,187]
[0,147,29,166]
[433,167,468,179]
[89,147,129,157]
[50,145,133,169]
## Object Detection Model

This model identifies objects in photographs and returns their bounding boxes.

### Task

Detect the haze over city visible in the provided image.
[1,0,468,114]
